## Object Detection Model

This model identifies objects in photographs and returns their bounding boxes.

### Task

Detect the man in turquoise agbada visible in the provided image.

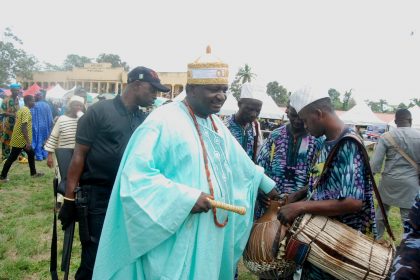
[93,47,278,279]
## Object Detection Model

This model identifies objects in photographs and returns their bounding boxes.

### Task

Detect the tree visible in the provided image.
[367,99,388,113]
[14,55,39,82]
[378,99,388,113]
[397,102,408,110]
[347,98,356,111]
[409,98,420,107]
[237,64,256,84]
[328,88,343,110]
[229,64,257,100]
[0,27,39,87]
[230,75,242,100]
[367,100,380,112]
[266,81,289,106]
[342,89,354,111]
[63,54,92,70]
[42,62,64,71]
[96,53,129,71]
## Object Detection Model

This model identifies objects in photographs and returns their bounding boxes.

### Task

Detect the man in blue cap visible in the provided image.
[58,66,170,280]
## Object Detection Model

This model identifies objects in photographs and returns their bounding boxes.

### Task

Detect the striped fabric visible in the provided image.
[44,115,78,151]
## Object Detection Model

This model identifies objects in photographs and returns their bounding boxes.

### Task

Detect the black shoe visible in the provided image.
[31,173,44,178]
[0,177,9,183]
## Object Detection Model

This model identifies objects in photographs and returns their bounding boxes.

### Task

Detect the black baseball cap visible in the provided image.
[127,66,170,92]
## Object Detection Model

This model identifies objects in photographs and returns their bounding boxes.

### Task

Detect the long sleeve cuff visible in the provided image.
[259,174,275,194]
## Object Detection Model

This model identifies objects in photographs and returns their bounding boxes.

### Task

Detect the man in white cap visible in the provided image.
[93,47,278,280]
[44,95,85,207]
[225,82,263,162]
[277,86,377,280]
[255,101,322,218]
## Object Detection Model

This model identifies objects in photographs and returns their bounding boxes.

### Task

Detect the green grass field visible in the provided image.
[0,161,403,280]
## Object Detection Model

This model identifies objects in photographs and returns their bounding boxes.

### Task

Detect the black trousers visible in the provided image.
[1,146,36,178]
[75,185,112,280]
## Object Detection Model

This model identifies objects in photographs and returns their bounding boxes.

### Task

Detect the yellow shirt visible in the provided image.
[10,106,32,148]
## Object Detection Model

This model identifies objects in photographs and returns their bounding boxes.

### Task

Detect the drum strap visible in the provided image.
[309,134,395,241]
[252,121,260,163]
[383,132,418,171]
[307,136,344,199]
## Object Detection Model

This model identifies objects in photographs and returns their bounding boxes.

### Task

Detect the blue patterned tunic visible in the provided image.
[255,125,321,218]
[303,128,377,280]
[224,114,259,160]
[391,198,420,280]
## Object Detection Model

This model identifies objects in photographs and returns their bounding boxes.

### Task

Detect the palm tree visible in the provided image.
[237,64,256,84]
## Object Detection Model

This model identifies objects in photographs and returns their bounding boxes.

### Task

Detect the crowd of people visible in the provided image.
[0,85,46,181]
[1,48,419,280]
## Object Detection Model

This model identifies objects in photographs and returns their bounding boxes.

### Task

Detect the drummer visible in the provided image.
[277,86,376,280]
[255,102,322,219]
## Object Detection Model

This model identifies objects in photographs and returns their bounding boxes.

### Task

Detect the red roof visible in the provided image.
[23,83,41,97]
[2,89,12,96]
[375,112,394,123]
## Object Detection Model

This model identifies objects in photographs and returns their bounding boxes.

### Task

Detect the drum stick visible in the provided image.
[207,198,246,215]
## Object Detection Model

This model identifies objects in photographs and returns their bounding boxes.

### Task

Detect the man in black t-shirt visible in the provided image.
[58,66,170,280]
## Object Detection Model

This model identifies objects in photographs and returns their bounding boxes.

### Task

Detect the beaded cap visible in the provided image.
[187,46,229,85]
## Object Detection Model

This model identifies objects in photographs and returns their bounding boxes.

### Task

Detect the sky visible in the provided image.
[1,0,419,105]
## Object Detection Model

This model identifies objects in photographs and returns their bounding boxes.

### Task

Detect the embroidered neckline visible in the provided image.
[183,100,228,228]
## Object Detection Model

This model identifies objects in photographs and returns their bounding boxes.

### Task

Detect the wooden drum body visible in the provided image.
[290,214,395,280]
[243,201,296,279]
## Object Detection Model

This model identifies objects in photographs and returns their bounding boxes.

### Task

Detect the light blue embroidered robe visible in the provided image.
[93,101,274,280]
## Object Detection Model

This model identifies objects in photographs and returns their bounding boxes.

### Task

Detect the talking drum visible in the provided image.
[243,201,296,279]
[289,214,395,280]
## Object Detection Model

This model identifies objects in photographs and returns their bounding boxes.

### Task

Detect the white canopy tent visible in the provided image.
[45,84,69,101]
[172,89,285,119]
[259,94,286,120]
[63,87,98,104]
[173,90,186,101]
[409,106,420,129]
[61,86,77,100]
[340,101,386,126]
[218,92,238,116]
